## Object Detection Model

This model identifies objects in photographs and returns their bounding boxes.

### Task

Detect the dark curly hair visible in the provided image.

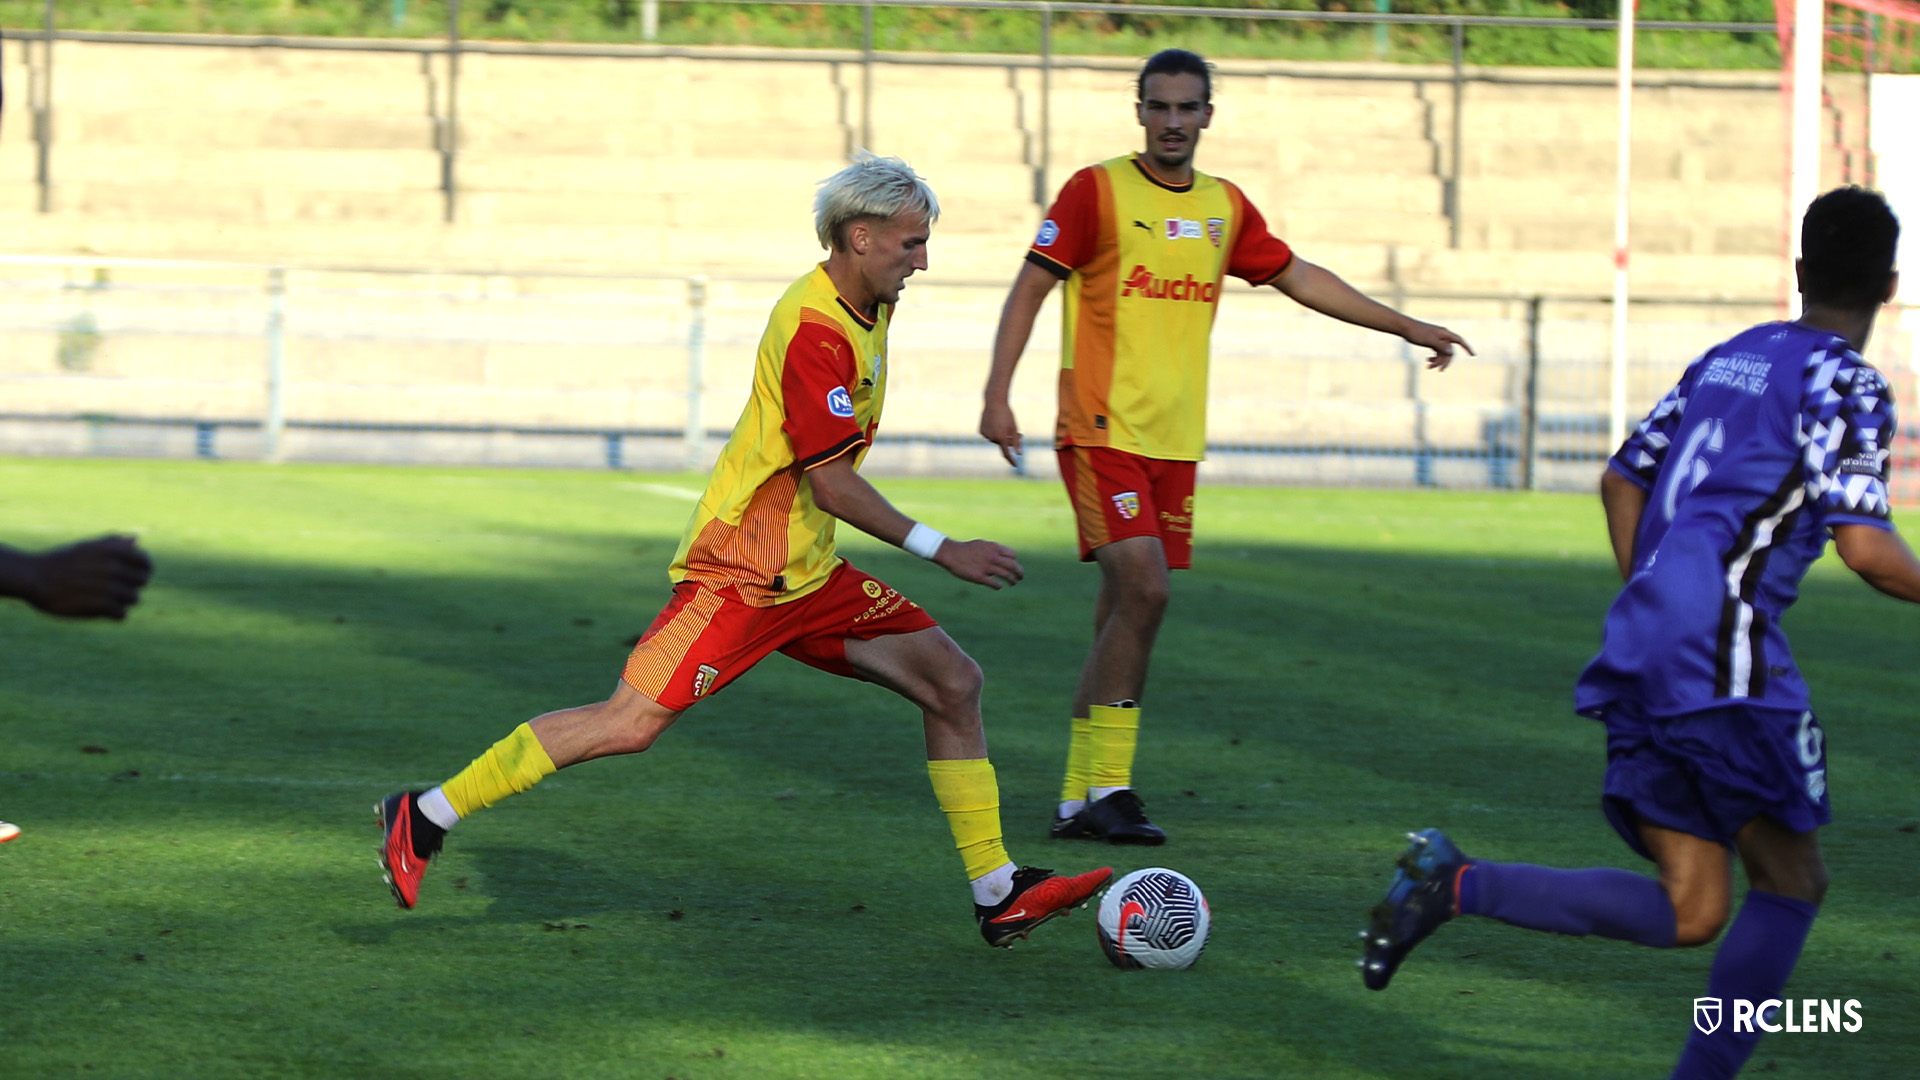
[1801,186,1900,311]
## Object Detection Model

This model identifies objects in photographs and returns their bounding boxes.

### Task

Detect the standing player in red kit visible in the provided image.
[981,49,1471,844]
[380,154,1109,947]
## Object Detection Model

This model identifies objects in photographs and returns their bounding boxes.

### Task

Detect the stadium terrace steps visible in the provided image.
[0,39,1843,461]
[0,39,1814,295]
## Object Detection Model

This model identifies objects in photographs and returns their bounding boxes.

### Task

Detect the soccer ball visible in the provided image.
[1096,867,1211,970]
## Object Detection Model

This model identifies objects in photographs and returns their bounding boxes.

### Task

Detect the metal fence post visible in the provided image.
[34,0,54,214]
[1448,19,1464,250]
[1390,247,1435,487]
[1522,295,1542,491]
[442,0,461,223]
[685,275,708,471]
[265,268,288,463]
[1038,3,1052,207]
[861,0,874,151]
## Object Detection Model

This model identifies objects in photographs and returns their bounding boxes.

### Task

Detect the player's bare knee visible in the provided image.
[602,696,676,754]
[1668,894,1730,947]
[1116,575,1170,620]
[1672,910,1728,948]
[1804,863,1830,906]
[1751,863,1828,907]
[931,651,984,715]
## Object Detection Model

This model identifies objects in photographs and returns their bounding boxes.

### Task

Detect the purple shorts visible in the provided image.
[1598,702,1831,861]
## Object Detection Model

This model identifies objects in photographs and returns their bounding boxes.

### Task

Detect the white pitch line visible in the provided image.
[616,483,701,501]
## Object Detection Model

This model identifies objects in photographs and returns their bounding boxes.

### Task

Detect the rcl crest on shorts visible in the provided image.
[692,663,720,698]
[1111,491,1140,520]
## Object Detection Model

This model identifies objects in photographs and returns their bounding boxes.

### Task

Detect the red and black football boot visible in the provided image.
[377,791,445,909]
[976,865,1113,948]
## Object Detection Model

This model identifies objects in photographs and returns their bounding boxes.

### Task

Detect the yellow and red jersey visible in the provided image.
[668,264,889,606]
[1028,154,1294,461]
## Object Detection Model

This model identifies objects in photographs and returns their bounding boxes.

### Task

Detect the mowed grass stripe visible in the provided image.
[1,459,1914,1079]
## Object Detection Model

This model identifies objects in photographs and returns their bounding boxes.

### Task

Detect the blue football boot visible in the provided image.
[1358,828,1469,991]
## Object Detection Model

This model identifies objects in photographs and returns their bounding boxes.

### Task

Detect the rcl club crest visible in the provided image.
[1694,998,1723,1035]
[1111,491,1141,520]
[1206,217,1224,247]
[692,664,720,698]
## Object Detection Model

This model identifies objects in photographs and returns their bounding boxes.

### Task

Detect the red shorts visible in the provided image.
[1058,445,1196,569]
[620,560,938,712]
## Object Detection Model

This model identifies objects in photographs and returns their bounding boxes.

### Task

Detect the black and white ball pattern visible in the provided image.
[1096,867,1211,970]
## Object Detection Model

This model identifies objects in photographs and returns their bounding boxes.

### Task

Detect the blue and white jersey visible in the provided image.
[1575,322,1896,719]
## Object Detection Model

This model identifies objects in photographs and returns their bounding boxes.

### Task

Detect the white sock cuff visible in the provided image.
[417,786,460,830]
[970,861,1016,907]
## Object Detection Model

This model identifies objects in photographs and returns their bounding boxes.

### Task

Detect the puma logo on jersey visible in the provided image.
[1131,220,1153,233]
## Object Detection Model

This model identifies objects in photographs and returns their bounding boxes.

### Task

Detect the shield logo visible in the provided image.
[1693,997,1723,1035]
[1111,491,1140,520]
[692,663,720,698]
[1206,217,1224,247]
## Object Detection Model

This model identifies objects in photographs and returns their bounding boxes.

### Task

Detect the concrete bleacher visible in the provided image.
[0,37,1882,480]
[0,40,1830,289]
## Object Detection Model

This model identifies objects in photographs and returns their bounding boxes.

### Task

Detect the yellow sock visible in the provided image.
[1088,703,1141,790]
[927,758,1012,882]
[441,723,558,818]
[1058,715,1092,805]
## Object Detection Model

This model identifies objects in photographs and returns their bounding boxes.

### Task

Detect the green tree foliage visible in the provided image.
[0,0,1782,69]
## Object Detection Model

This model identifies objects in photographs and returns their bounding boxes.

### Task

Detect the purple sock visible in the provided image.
[1669,890,1818,1080]
[1458,861,1677,947]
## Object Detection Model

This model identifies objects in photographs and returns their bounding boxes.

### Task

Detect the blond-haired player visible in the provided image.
[379,154,1109,946]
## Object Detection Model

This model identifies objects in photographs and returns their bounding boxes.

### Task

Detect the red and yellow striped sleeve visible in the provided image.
[1223,181,1294,286]
[1026,166,1104,279]
[781,310,867,470]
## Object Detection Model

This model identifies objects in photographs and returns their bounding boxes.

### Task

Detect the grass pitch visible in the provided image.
[1,458,1914,1080]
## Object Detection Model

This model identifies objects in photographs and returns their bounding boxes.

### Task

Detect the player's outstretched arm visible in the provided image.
[0,534,154,619]
[1272,258,1472,370]
[1600,468,1648,582]
[809,455,1024,589]
[1833,524,1920,603]
[980,261,1060,467]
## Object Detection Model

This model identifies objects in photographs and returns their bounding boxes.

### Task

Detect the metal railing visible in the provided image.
[6,254,1905,492]
[3,2,1779,245]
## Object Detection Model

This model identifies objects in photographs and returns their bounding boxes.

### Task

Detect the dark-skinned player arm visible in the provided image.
[980,261,1061,467]
[1832,525,1920,602]
[1600,468,1649,583]
[1597,362,1692,582]
[0,535,154,619]
[808,456,1024,590]
[1271,258,1471,370]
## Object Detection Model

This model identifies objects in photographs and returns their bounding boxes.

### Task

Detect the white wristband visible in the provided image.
[902,522,947,560]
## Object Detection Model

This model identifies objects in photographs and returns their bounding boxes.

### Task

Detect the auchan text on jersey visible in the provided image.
[1121,266,1220,303]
